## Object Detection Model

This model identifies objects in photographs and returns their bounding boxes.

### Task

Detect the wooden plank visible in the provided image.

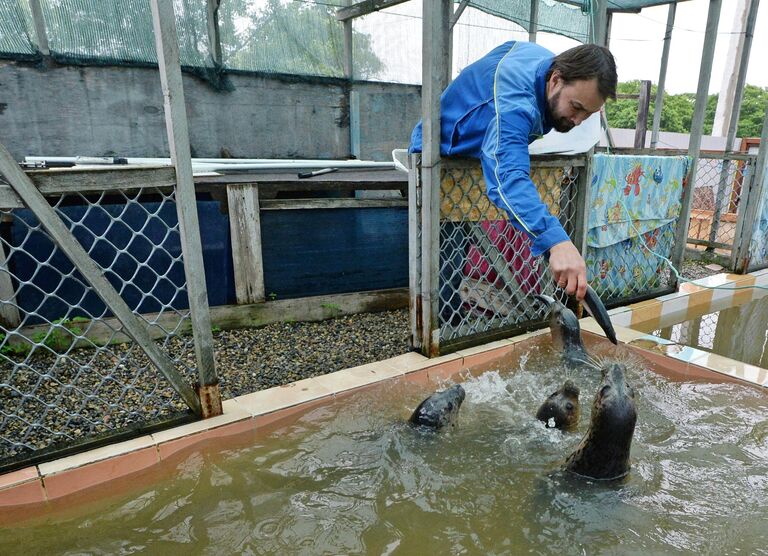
[336,0,408,21]
[0,240,20,328]
[260,198,407,210]
[151,0,219,398]
[5,289,409,347]
[0,166,178,209]
[0,140,202,415]
[194,169,407,187]
[408,153,422,351]
[227,184,265,304]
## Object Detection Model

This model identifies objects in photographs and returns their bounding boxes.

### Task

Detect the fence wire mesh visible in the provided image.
[688,156,753,255]
[0,187,197,467]
[437,160,579,344]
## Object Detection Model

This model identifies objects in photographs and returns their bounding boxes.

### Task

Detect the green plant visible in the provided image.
[211,325,222,334]
[268,292,278,301]
[321,302,341,313]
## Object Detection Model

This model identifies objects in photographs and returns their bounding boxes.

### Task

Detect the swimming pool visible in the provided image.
[1,334,766,554]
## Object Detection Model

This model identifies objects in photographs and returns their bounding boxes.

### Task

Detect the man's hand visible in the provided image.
[548,240,587,300]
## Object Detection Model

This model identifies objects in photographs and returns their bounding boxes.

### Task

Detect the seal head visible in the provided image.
[409,384,466,429]
[536,380,580,431]
[565,363,637,480]
[535,294,591,368]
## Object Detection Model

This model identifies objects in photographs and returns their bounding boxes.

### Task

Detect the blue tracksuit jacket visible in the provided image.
[409,41,570,257]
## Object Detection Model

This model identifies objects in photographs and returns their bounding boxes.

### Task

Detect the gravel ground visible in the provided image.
[0,259,722,463]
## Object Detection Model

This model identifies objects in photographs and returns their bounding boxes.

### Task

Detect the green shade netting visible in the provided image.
[466,0,591,43]
[0,2,36,57]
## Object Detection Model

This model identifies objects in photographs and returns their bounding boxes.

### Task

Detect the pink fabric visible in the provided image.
[464,220,542,294]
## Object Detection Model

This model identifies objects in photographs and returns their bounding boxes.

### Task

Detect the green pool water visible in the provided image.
[2,343,767,554]
[645,294,768,369]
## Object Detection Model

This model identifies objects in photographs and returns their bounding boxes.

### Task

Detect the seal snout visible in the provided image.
[409,384,466,430]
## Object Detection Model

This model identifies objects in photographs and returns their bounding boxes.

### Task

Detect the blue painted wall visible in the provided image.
[5,202,408,323]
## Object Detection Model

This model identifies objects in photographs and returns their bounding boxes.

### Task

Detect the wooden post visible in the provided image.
[634,80,651,149]
[0,240,21,329]
[150,0,221,417]
[408,154,422,351]
[226,183,265,304]
[206,0,222,65]
[0,141,202,415]
[651,2,676,149]
[670,0,722,285]
[420,0,450,356]
[28,0,50,56]
[343,0,353,79]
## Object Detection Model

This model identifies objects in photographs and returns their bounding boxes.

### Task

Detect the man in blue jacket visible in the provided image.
[410,42,616,302]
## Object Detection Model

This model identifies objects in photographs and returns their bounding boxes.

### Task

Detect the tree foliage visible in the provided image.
[605,81,768,139]
[219,0,383,78]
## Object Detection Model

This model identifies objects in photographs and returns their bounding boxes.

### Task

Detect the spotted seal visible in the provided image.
[536,380,580,431]
[409,384,466,429]
[565,363,637,480]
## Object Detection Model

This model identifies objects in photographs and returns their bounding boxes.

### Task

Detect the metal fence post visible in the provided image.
[150,0,221,417]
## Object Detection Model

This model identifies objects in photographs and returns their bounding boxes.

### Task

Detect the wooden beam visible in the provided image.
[420,0,450,356]
[206,0,223,65]
[634,80,651,149]
[260,198,406,210]
[226,184,265,304]
[28,0,50,56]
[0,240,21,328]
[5,288,409,347]
[0,140,202,415]
[150,0,219,407]
[450,0,470,30]
[336,0,409,21]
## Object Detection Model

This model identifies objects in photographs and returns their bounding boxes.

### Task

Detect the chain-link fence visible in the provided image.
[687,154,755,257]
[410,156,586,353]
[0,173,206,471]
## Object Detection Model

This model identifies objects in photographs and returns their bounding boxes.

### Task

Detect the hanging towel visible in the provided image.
[587,154,690,249]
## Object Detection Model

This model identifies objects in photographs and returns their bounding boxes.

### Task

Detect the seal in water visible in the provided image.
[409,384,466,429]
[565,363,637,480]
[535,294,592,368]
[536,380,580,431]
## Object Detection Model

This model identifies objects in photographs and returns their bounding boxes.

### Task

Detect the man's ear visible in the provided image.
[548,69,562,87]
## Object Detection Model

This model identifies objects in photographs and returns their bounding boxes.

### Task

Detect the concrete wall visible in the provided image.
[0,61,420,162]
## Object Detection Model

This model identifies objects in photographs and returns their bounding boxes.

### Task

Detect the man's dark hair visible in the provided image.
[546,44,617,101]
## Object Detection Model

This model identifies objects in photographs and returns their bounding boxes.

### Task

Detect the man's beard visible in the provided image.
[547,90,575,133]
